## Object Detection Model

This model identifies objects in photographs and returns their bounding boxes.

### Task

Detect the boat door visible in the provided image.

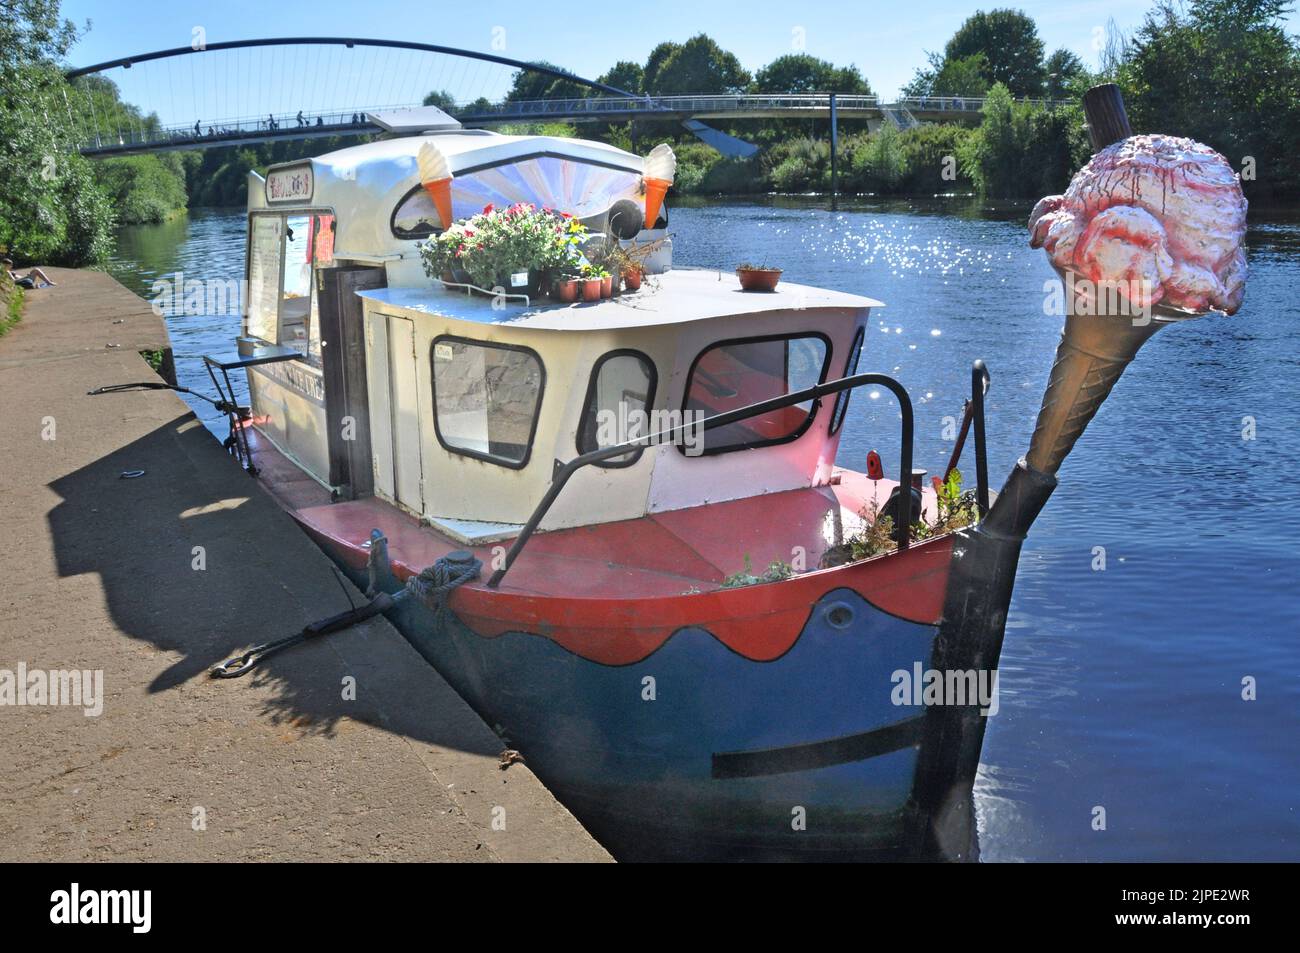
[365,311,425,515]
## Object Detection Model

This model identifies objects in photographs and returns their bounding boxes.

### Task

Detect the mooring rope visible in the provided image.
[405,550,482,624]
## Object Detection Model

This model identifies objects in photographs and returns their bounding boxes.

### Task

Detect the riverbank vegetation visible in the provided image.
[0,271,24,337]
[5,0,1299,268]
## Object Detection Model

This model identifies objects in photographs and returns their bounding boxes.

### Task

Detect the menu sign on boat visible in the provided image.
[265,163,314,204]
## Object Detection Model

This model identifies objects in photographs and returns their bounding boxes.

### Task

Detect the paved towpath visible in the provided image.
[0,268,609,861]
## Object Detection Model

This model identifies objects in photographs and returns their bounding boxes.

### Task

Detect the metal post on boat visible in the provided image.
[829,92,839,211]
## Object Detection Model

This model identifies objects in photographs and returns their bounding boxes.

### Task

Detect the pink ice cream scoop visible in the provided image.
[1029,134,1248,315]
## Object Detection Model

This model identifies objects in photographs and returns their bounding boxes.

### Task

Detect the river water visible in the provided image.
[107,198,1300,861]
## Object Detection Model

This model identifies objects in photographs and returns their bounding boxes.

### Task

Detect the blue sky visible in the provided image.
[59,0,1300,125]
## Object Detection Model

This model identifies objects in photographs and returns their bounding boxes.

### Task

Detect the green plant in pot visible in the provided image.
[736,261,783,292]
[418,203,585,300]
[580,263,605,302]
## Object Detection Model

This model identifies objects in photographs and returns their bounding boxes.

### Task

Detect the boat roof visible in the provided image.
[307,129,645,177]
[358,268,883,331]
[254,129,651,260]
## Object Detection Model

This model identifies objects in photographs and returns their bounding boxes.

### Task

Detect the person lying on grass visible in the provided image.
[2,258,55,289]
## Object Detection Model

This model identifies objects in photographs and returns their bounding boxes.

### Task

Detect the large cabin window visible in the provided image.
[431,336,545,469]
[577,350,658,467]
[683,333,831,455]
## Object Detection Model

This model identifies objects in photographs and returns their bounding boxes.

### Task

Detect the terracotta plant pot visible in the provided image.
[736,267,783,292]
[582,277,603,302]
[600,275,613,298]
[554,279,579,303]
[623,270,643,291]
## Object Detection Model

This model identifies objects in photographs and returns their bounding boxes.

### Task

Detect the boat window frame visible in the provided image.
[244,206,336,367]
[429,333,547,471]
[389,150,644,240]
[575,348,659,469]
[829,324,865,436]
[678,330,833,457]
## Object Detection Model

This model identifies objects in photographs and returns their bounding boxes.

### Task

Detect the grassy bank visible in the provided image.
[0,272,25,337]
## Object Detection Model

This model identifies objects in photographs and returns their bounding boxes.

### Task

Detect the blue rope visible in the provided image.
[405,550,481,624]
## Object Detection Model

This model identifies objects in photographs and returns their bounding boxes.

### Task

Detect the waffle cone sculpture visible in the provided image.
[1024,312,1159,475]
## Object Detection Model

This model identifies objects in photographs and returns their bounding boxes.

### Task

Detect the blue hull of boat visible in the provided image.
[367,572,940,860]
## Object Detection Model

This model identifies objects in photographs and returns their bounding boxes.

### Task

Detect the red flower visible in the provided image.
[482,203,494,214]
[560,211,572,219]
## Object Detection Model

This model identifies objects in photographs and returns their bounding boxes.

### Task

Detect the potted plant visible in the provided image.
[599,267,613,299]
[552,268,581,303]
[419,203,587,300]
[581,265,603,302]
[598,242,647,293]
[736,262,783,292]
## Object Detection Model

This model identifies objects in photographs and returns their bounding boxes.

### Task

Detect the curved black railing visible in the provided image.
[487,371,916,589]
[971,360,991,517]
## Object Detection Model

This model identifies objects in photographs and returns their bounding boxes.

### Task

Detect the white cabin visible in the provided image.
[241,116,878,541]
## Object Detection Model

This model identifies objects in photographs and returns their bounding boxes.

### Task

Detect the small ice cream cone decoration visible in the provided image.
[642,143,676,229]
[417,141,455,229]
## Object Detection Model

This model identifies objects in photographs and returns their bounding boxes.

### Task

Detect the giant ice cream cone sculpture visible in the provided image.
[1023,85,1248,477]
[417,141,455,229]
[642,143,676,229]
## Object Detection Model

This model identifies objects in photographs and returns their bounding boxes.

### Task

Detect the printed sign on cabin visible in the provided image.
[266,164,314,203]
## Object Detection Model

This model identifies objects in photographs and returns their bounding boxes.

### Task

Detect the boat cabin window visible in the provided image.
[280,215,313,352]
[577,350,658,467]
[830,325,865,436]
[431,336,545,469]
[245,211,334,366]
[683,333,831,455]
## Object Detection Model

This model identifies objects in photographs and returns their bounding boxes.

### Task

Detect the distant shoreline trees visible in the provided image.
[6,1,1299,267]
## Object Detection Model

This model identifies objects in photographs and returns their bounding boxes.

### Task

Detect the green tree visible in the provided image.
[944,8,1046,97]
[642,42,681,94]
[752,54,871,94]
[1120,0,1300,201]
[932,53,990,96]
[958,83,1086,199]
[1043,48,1087,99]
[597,60,644,94]
[504,62,590,102]
[646,34,750,94]
[422,89,457,110]
[0,0,115,264]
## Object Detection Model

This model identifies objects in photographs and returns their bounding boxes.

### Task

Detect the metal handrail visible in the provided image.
[486,371,914,589]
[971,360,991,516]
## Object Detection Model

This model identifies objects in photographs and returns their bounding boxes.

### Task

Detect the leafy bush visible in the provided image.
[958,83,1087,199]
[94,155,188,225]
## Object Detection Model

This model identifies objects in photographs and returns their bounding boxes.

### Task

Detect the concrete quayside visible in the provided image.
[0,268,609,862]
